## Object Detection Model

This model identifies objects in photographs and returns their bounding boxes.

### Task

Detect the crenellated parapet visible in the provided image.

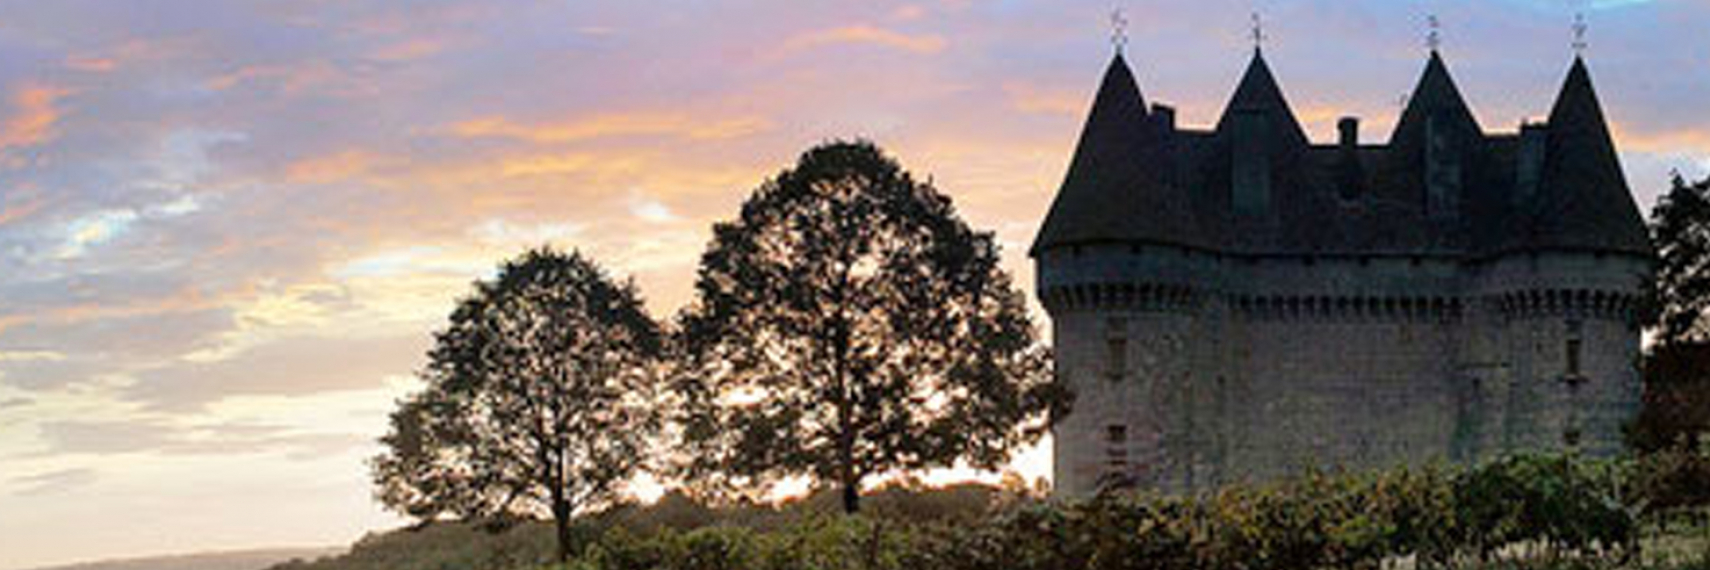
[1486,288,1644,323]
[1038,282,1207,314]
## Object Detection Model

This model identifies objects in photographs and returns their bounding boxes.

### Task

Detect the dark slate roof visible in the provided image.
[1031,51,1654,259]
[1031,53,1205,255]
[1216,49,1309,148]
[1389,51,1481,146]
[1525,57,1652,255]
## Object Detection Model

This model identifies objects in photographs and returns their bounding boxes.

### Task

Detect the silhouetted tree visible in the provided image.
[371,248,661,562]
[674,140,1064,514]
[1648,172,1710,347]
[1632,173,1710,452]
[1630,341,1710,452]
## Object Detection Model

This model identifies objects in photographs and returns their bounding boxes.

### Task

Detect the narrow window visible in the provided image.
[1566,338,1582,377]
[1565,319,1584,378]
[1106,317,1127,382]
[1105,424,1128,471]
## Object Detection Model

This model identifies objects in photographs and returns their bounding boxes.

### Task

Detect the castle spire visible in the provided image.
[1032,52,1202,255]
[1526,56,1650,255]
[1216,49,1307,146]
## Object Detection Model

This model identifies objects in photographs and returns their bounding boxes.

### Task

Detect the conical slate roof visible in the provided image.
[1215,49,1309,147]
[1031,53,1204,255]
[1389,51,1481,145]
[1527,57,1651,255]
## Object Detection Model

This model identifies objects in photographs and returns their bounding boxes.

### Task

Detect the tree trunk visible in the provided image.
[842,473,861,514]
[550,486,573,562]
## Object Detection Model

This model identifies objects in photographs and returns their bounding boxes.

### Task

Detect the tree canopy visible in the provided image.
[1648,172,1710,347]
[372,248,662,561]
[673,140,1064,513]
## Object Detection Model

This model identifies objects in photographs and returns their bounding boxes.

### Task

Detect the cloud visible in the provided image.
[1004,82,1082,116]
[628,192,678,223]
[56,209,140,260]
[0,195,48,227]
[285,150,388,185]
[0,84,70,153]
[784,25,949,55]
[0,350,66,363]
[129,333,428,411]
[369,38,448,62]
[447,113,772,144]
[11,468,97,497]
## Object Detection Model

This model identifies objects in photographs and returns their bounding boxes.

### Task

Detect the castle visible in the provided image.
[1033,45,1654,496]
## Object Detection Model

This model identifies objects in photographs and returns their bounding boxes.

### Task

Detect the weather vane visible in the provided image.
[1427,14,1441,51]
[1572,12,1588,53]
[1110,8,1128,54]
[1250,12,1266,50]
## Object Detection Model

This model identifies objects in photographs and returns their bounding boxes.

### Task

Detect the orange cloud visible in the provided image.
[448,113,770,144]
[286,150,388,184]
[0,84,70,151]
[784,25,948,55]
[1611,122,1710,156]
[1004,83,1082,116]
[205,61,371,97]
[64,55,117,73]
[369,38,447,62]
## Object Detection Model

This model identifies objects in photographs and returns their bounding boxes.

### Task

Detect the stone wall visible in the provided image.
[1043,246,1648,498]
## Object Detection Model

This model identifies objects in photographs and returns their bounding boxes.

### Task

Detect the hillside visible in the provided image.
[21,548,345,570]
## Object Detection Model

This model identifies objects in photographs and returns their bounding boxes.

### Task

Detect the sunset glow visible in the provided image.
[1,1,1706,568]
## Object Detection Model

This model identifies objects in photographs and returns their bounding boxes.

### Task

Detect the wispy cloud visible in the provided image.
[783,25,948,55]
[0,84,69,153]
[448,113,772,144]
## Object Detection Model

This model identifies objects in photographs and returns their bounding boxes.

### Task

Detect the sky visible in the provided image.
[0,0,1706,567]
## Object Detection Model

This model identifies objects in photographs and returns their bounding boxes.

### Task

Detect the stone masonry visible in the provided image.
[1033,47,1653,497]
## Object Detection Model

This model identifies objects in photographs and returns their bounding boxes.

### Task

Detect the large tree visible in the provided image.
[372,248,661,562]
[674,140,1063,514]
[1634,173,1710,451]
[1649,172,1710,347]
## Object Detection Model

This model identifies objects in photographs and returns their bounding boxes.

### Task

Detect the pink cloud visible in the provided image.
[447,113,771,144]
[0,83,70,152]
[783,25,948,55]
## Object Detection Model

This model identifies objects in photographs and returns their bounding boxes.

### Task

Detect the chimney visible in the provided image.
[1336,117,1364,200]
[1151,103,1177,133]
[1338,117,1359,150]
[1516,121,1547,207]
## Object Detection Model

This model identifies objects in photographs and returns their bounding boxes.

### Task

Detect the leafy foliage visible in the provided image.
[1648,173,1710,347]
[1631,342,1710,453]
[303,452,1710,570]
[371,248,663,560]
[674,140,1063,512]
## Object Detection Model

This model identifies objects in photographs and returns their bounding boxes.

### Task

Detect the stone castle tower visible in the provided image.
[1033,46,1654,496]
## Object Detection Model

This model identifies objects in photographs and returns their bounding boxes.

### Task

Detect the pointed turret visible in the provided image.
[1387,50,1483,225]
[1215,50,1308,223]
[1215,49,1309,147]
[1031,53,1203,255]
[1390,51,1481,145]
[1526,57,1650,255]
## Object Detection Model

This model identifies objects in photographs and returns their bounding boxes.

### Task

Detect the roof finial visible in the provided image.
[1426,14,1441,52]
[1109,8,1128,54]
[1250,12,1266,52]
[1572,12,1588,54]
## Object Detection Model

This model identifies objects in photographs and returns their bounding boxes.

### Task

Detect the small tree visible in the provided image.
[372,248,661,561]
[674,140,1064,513]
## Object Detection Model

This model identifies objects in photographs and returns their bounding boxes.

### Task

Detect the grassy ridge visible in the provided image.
[278,453,1710,570]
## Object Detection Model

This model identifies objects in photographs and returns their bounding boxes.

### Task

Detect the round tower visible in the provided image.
[1032,53,1218,495]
